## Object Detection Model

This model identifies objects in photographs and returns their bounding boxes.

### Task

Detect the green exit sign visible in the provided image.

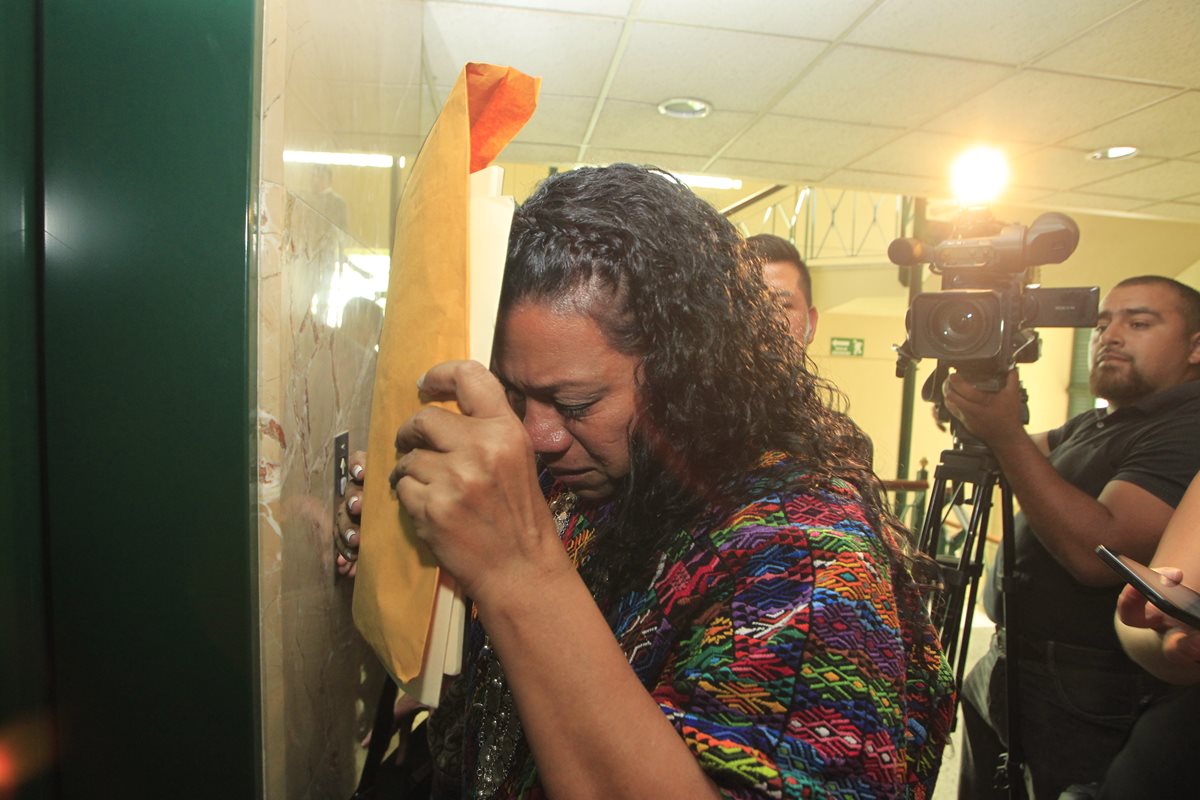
[830,337,865,357]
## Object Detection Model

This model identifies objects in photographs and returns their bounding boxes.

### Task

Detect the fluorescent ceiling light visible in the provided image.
[283,150,399,168]
[1087,146,1137,161]
[673,172,743,191]
[347,253,391,273]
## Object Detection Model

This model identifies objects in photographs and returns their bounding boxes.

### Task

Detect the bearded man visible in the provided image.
[944,275,1200,798]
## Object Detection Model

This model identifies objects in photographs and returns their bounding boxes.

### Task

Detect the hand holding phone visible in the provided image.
[1096,545,1200,629]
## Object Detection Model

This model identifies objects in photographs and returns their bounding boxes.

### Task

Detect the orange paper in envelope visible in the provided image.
[353,63,539,686]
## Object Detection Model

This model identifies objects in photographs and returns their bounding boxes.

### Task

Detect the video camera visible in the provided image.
[890,209,1099,409]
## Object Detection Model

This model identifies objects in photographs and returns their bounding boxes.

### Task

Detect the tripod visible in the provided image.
[917,431,1026,799]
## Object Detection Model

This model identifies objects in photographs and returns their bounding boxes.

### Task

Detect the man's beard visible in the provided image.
[1089,362,1154,405]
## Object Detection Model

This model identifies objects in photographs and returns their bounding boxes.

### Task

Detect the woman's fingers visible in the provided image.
[418,361,511,418]
[335,552,357,577]
[395,362,518,454]
[392,474,430,532]
[395,405,468,455]
[333,506,359,562]
[389,448,442,492]
[334,461,366,577]
[348,450,367,484]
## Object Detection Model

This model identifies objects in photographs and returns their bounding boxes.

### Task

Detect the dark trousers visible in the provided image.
[1097,685,1200,799]
[957,631,1167,799]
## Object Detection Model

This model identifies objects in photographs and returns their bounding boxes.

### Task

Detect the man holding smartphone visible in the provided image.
[942,275,1200,799]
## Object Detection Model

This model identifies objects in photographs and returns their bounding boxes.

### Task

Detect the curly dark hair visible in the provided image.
[500,164,908,598]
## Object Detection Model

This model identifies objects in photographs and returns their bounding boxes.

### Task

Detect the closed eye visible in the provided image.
[556,401,595,421]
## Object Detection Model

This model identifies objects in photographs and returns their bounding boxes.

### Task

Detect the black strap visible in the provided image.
[351,677,400,800]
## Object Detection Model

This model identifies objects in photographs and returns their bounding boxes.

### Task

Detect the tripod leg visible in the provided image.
[998,481,1026,799]
[948,475,994,691]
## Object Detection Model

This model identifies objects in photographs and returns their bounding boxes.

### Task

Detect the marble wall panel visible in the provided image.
[257,187,387,800]
[255,0,397,796]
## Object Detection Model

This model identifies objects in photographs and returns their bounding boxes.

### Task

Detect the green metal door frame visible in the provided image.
[1,1,53,795]
[34,1,263,795]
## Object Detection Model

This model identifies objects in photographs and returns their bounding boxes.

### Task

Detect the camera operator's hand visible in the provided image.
[942,368,1026,448]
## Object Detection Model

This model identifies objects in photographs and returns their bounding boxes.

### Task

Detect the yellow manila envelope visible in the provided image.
[353,63,539,702]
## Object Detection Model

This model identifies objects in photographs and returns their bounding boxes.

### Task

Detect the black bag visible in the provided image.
[350,679,433,799]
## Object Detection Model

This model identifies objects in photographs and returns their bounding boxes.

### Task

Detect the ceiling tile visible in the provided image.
[1132,202,1200,222]
[609,22,827,112]
[283,92,334,151]
[287,0,423,85]
[321,82,425,138]
[773,45,1012,127]
[637,0,877,40]
[588,100,756,155]
[1010,147,1163,191]
[513,94,597,147]
[725,115,903,167]
[418,84,446,136]
[495,142,581,165]
[922,70,1178,144]
[850,130,1032,179]
[992,186,1051,204]
[281,0,1199,223]
[578,148,710,172]
[423,2,623,95]
[448,0,633,15]
[327,132,426,156]
[1035,0,1200,86]
[707,157,830,185]
[820,169,947,199]
[1032,192,1149,212]
[1075,160,1200,200]
[1061,92,1200,159]
[846,0,1134,64]
[1022,189,1142,211]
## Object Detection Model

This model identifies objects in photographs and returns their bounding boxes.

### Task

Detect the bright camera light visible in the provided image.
[950,147,1008,207]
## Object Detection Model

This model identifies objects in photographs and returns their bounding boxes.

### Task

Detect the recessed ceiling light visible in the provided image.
[1086,146,1138,161]
[657,97,712,120]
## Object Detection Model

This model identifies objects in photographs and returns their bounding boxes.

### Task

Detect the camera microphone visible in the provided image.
[888,237,929,267]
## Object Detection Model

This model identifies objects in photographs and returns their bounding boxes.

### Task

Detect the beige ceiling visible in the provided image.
[286,0,1200,222]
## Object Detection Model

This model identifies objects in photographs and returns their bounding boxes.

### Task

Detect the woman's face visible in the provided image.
[494,301,640,501]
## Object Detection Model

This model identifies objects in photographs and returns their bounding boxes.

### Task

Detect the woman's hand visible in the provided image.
[1117,567,1200,665]
[334,450,366,577]
[388,360,569,608]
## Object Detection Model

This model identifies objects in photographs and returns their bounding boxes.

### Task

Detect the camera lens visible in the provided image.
[928,300,990,355]
[908,290,1003,361]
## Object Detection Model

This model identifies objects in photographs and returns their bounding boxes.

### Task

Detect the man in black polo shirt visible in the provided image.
[942,275,1200,799]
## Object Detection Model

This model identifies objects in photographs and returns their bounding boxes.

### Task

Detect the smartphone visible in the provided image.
[1096,545,1200,629]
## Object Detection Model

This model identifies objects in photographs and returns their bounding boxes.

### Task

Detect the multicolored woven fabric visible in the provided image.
[462,451,955,799]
